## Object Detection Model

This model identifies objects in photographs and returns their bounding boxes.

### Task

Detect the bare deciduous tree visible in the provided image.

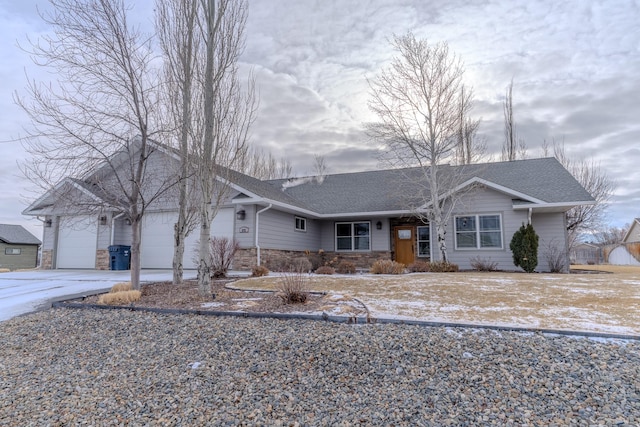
[196,0,256,295]
[454,86,485,165]
[240,146,292,180]
[16,0,174,290]
[366,33,476,262]
[552,140,615,243]
[501,79,527,161]
[592,224,629,246]
[156,0,201,285]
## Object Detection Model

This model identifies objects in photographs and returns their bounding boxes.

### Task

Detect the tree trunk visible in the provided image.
[130,216,142,290]
[197,203,211,295]
[172,219,185,285]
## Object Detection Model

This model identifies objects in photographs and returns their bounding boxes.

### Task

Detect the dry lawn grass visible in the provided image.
[233,266,640,334]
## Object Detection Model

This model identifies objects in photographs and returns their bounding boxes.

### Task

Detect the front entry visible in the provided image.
[394,226,415,266]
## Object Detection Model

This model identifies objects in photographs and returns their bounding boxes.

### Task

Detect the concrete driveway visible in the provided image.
[0,269,196,322]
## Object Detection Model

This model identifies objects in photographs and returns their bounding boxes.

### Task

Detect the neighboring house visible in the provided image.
[570,243,601,265]
[623,218,640,243]
[0,224,41,270]
[603,218,640,266]
[22,142,595,272]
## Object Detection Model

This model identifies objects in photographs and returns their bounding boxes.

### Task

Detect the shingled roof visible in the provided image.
[263,157,595,215]
[0,224,41,245]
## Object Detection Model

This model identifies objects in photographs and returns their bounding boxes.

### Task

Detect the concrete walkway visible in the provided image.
[0,269,197,322]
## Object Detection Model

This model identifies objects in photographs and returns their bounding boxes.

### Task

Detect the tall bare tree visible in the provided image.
[366,33,474,262]
[156,0,201,285]
[16,0,173,290]
[501,79,527,161]
[196,0,255,295]
[454,86,485,165]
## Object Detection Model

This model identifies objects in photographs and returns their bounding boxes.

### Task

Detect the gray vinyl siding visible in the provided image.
[0,243,39,269]
[113,218,133,246]
[318,217,390,252]
[445,186,528,271]
[532,212,570,272]
[443,186,569,272]
[257,209,321,251]
[42,216,58,251]
[235,205,256,248]
[97,218,111,249]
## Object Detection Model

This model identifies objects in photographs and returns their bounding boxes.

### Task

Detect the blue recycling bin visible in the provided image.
[109,245,131,270]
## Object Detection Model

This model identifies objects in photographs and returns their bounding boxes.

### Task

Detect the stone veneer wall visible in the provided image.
[41,250,53,270]
[234,247,392,271]
[96,249,110,270]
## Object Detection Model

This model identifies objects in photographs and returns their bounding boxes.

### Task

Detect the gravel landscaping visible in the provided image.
[1,308,639,426]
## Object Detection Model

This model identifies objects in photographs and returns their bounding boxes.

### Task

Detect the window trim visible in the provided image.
[294,216,307,232]
[416,225,431,258]
[335,221,371,252]
[5,248,21,255]
[454,214,503,250]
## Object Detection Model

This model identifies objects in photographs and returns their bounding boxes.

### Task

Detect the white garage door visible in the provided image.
[141,208,234,269]
[609,246,640,266]
[57,216,97,268]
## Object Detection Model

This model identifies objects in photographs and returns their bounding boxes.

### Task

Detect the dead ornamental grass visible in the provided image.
[98,290,141,305]
[233,269,640,334]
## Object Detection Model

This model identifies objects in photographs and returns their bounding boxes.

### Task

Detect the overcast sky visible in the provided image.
[1,0,639,240]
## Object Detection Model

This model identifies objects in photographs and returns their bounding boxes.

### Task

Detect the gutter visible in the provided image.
[110,213,125,245]
[255,204,272,266]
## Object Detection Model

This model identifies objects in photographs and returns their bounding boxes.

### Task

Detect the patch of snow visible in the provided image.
[201,302,225,308]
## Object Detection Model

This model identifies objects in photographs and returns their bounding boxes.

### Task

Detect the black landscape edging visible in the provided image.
[51,300,640,341]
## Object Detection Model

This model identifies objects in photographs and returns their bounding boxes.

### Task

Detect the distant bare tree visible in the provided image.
[552,140,615,244]
[16,0,174,290]
[501,79,527,161]
[312,154,328,183]
[454,86,485,165]
[592,224,629,246]
[240,146,292,180]
[367,33,475,262]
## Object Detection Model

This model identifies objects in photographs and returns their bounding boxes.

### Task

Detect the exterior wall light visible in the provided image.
[376,221,383,230]
[236,210,246,221]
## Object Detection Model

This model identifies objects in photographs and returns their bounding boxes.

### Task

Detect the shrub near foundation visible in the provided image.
[336,261,356,274]
[251,265,269,277]
[370,259,405,274]
[407,261,431,272]
[315,265,335,275]
[429,261,459,272]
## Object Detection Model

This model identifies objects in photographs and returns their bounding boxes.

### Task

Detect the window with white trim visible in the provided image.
[336,222,370,251]
[455,214,502,249]
[417,225,430,257]
[295,216,307,232]
[5,248,21,255]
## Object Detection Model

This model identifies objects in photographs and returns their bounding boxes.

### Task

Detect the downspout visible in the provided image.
[527,208,532,225]
[255,204,272,266]
[110,213,125,245]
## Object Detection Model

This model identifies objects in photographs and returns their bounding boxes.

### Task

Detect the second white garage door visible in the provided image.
[57,216,97,269]
[140,208,234,269]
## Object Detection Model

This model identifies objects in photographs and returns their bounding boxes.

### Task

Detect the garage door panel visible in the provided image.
[141,209,233,269]
[57,216,97,269]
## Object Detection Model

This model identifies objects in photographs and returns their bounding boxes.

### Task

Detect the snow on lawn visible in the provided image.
[233,270,640,335]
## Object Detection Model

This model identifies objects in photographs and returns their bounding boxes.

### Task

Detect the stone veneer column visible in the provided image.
[96,249,110,270]
[40,250,53,269]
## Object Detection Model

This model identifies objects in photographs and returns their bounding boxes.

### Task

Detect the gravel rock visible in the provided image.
[0,308,639,426]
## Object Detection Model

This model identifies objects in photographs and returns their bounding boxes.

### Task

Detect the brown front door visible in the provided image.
[394,226,415,266]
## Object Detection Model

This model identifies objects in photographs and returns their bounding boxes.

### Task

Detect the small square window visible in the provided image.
[295,216,307,232]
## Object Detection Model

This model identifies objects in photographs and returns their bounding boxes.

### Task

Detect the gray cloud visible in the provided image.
[1,0,639,234]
